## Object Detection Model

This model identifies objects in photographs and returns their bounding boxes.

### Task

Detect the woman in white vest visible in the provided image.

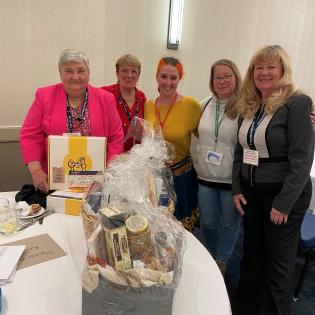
[191,59,242,276]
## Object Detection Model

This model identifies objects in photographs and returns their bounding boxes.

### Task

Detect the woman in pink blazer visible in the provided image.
[20,49,124,192]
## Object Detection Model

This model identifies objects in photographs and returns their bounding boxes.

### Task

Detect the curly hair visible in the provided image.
[58,49,89,73]
[238,45,300,118]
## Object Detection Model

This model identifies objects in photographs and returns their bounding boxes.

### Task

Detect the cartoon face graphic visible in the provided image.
[68,159,76,171]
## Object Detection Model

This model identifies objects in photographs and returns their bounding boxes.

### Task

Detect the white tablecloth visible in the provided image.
[0,192,231,315]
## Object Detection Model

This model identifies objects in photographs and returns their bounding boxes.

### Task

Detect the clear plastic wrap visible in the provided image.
[81,118,186,315]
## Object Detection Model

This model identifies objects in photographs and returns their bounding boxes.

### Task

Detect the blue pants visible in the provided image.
[198,183,241,262]
[173,168,198,220]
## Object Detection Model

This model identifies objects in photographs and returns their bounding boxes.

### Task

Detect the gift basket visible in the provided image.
[81,119,186,315]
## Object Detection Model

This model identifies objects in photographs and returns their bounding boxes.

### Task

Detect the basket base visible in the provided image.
[82,277,174,315]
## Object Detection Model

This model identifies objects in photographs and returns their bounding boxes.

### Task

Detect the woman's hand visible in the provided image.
[233,194,247,216]
[31,169,48,193]
[27,161,48,193]
[270,208,288,225]
[311,112,315,125]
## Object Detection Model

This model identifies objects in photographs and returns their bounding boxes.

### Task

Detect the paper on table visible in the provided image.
[0,245,25,280]
[3,233,67,269]
[0,263,17,285]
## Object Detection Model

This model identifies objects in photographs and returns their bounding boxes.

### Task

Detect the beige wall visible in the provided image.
[1,0,315,189]
[1,0,315,128]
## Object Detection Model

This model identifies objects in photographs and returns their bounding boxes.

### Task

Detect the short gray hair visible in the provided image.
[58,49,90,72]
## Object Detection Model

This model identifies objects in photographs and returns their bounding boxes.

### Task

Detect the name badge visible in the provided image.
[206,150,223,166]
[243,149,259,166]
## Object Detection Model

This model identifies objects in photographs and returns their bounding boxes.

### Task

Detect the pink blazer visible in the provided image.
[20,83,124,173]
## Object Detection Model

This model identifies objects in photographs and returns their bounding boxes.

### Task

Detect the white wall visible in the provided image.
[1,0,315,127]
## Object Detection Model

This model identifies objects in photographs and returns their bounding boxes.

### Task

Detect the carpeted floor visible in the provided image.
[193,222,315,315]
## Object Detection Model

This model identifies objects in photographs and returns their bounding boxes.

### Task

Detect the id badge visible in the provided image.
[243,149,259,166]
[206,150,223,166]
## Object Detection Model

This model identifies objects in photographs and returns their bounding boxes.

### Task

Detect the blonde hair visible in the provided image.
[210,59,242,119]
[115,54,141,73]
[238,45,299,118]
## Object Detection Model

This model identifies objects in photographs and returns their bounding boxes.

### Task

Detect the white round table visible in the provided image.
[0,192,231,315]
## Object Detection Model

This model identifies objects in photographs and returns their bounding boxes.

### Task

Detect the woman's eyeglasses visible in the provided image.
[212,74,233,82]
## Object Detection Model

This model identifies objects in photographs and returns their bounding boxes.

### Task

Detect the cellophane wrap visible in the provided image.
[81,119,186,315]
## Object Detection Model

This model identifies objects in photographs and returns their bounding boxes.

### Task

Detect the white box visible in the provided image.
[46,190,84,216]
[68,171,99,188]
[48,135,106,190]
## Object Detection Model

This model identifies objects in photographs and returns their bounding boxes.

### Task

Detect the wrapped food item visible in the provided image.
[81,118,186,315]
[17,202,44,217]
[125,215,155,266]
[100,207,132,271]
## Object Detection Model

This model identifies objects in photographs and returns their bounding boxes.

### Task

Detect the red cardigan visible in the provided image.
[101,83,146,151]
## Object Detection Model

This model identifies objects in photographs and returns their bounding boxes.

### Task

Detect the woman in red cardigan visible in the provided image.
[101,54,146,152]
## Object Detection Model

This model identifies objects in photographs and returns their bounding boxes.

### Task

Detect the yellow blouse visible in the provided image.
[144,96,201,163]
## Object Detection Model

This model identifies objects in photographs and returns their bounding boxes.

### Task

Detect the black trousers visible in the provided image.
[233,180,311,315]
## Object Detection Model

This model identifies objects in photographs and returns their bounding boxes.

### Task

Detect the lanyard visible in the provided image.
[248,105,266,149]
[154,93,178,129]
[66,90,88,133]
[214,99,225,143]
[118,94,140,123]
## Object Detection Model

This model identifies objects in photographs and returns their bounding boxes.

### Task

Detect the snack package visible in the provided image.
[81,119,186,315]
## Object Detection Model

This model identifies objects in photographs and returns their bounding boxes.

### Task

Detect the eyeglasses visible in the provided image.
[212,74,234,82]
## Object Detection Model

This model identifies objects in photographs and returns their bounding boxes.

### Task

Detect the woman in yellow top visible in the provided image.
[145,57,201,231]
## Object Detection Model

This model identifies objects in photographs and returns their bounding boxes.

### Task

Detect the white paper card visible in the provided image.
[0,264,17,284]
[243,149,259,166]
[206,150,223,166]
[0,245,25,280]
